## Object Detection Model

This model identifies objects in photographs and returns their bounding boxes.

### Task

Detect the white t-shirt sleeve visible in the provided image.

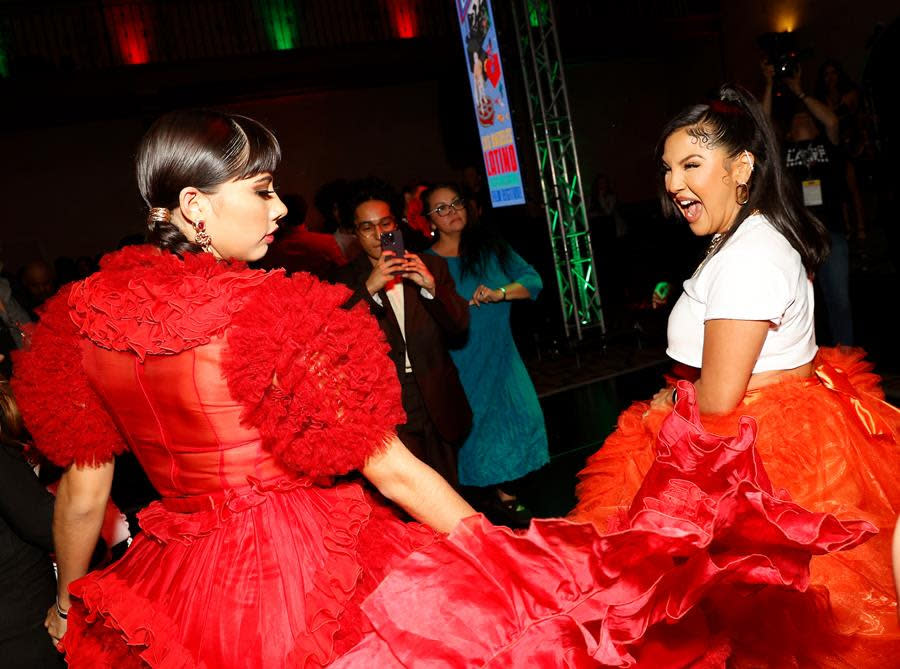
[703,251,794,325]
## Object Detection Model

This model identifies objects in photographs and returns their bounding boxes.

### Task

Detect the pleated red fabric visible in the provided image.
[335,383,877,667]
[60,477,437,668]
[572,347,900,666]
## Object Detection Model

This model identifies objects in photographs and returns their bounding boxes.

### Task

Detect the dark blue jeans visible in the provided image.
[816,231,854,346]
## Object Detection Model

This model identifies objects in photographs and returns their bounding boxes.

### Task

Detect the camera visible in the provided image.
[772,50,800,79]
[758,31,808,80]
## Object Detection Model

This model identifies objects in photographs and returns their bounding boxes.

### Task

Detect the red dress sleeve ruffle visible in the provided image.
[11,286,128,467]
[334,382,876,668]
[222,271,406,477]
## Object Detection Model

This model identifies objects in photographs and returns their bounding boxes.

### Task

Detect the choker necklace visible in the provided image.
[693,233,726,276]
[704,233,725,257]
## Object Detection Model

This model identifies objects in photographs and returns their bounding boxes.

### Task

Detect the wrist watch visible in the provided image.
[499,286,507,301]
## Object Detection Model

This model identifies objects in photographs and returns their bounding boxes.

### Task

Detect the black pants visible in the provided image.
[396,372,459,489]
[0,624,66,669]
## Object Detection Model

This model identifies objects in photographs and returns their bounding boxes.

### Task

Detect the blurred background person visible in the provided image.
[461,164,491,218]
[815,59,872,243]
[763,63,855,346]
[402,181,435,252]
[588,173,627,240]
[313,178,361,264]
[423,183,548,527]
[815,60,864,158]
[0,275,31,378]
[0,379,64,668]
[588,172,628,328]
[73,256,98,281]
[18,260,57,320]
[256,193,348,279]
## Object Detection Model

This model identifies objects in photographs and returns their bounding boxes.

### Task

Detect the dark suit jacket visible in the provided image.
[331,253,473,446]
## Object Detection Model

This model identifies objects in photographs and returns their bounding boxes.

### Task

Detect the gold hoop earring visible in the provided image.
[192,220,212,249]
[736,183,750,206]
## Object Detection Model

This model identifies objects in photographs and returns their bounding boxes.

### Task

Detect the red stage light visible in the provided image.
[389,0,419,39]
[104,3,151,65]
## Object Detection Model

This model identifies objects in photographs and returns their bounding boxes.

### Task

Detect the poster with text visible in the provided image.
[456,0,526,207]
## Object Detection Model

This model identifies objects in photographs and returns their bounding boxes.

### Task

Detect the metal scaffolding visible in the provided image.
[511,0,605,341]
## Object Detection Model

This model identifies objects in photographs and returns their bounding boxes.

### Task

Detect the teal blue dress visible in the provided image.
[428,247,549,487]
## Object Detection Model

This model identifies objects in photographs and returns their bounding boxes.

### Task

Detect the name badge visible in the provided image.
[802,179,823,206]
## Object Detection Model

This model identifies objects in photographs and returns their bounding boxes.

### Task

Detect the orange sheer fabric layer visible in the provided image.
[571,347,900,666]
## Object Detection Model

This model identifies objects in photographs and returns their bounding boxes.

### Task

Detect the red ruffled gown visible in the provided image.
[572,353,900,666]
[334,381,877,667]
[12,246,440,668]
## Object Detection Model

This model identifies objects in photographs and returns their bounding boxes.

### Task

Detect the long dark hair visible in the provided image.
[0,379,27,452]
[814,59,857,102]
[136,110,282,255]
[420,182,510,279]
[340,177,405,229]
[656,84,829,273]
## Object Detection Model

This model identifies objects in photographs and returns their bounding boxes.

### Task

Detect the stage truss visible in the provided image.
[511,0,605,340]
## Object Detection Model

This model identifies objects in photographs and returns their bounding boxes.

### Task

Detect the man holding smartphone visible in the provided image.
[331,179,472,488]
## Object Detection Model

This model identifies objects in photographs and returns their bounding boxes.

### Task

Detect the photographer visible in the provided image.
[331,178,472,489]
[763,62,855,346]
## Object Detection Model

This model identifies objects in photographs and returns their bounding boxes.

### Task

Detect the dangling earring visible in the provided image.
[192,219,212,250]
[736,183,750,206]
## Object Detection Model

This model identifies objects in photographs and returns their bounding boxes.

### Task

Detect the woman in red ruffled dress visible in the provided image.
[571,85,900,665]
[12,110,477,668]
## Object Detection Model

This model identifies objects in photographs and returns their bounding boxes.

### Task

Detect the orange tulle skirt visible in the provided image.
[570,347,900,667]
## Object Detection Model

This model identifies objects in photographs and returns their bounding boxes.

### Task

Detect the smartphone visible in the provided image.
[380,229,405,258]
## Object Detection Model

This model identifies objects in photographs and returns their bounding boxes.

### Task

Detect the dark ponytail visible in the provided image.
[656,84,829,273]
[145,217,203,256]
[136,110,282,255]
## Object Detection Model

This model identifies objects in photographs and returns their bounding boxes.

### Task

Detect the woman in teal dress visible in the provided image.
[422,183,549,523]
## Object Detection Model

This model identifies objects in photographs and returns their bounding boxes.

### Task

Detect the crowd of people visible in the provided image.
[0,64,898,668]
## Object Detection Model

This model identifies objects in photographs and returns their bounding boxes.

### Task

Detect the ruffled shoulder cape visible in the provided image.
[68,244,270,360]
[14,246,405,476]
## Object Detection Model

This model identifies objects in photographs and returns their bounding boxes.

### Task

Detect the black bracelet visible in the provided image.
[55,598,68,620]
[671,387,678,404]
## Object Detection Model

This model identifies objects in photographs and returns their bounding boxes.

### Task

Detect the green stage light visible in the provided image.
[260,0,299,51]
[0,33,8,77]
[528,0,549,28]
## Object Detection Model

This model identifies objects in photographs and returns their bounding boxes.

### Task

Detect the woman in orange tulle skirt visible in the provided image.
[572,348,900,665]
[572,84,900,666]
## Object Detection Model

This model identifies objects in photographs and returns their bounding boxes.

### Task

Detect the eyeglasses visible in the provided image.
[355,216,398,238]
[426,197,466,217]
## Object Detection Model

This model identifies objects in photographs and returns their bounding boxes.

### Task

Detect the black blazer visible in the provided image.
[0,444,56,641]
[331,253,473,445]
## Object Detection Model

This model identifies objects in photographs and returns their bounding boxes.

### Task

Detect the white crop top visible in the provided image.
[666,214,817,373]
